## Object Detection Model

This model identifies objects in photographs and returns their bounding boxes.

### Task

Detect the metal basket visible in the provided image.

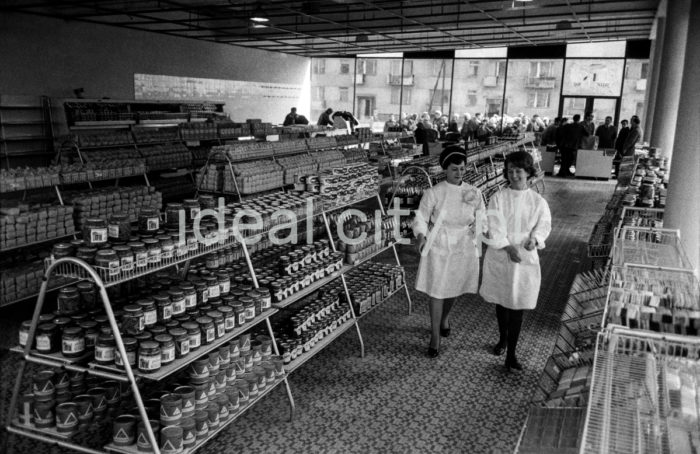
[612,227,695,272]
[531,349,596,408]
[618,207,665,231]
[580,327,700,454]
[563,287,609,321]
[554,312,604,356]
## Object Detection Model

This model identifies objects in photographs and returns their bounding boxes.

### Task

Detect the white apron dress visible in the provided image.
[479,188,552,310]
[412,181,484,299]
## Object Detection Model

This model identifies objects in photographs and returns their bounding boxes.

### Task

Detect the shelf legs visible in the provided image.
[264,318,296,421]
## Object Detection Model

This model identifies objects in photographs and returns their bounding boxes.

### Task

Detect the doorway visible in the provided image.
[560,96,619,125]
[356,96,375,121]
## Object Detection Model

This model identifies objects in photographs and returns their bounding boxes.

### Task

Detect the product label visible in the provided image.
[95,345,115,362]
[220,281,230,295]
[189,333,201,349]
[238,312,246,326]
[187,237,198,251]
[144,310,157,326]
[62,337,85,354]
[121,256,134,271]
[138,354,161,371]
[147,217,159,231]
[185,294,197,308]
[202,289,209,303]
[108,225,119,238]
[147,248,161,263]
[177,242,188,256]
[252,350,262,363]
[108,259,120,276]
[245,307,255,320]
[224,317,235,330]
[206,327,215,343]
[208,285,220,299]
[161,305,173,321]
[177,340,190,356]
[136,252,148,267]
[115,350,136,366]
[161,346,175,363]
[162,245,174,259]
[85,332,97,348]
[261,296,271,310]
[172,298,186,315]
[36,334,51,352]
[91,228,108,244]
[216,322,225,338]
[19,331,28,347]
[196,424,208,437]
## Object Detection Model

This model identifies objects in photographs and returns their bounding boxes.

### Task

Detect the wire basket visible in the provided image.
[563,287,609,321]
[531,349,596,408]
[570,268,611,294]
[618,207,665,231]
[580,327,700,454]
[516,406,586,454]
[555,312,604,356]
[603,265,700,336]
[612,227,695,272]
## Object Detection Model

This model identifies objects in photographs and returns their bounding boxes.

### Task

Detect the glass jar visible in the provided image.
[112,245,134,273]
[108,213,131,242]
[128,242,148,268]
[80,320,99,350]
[246,291,262,316]
[155,295,173,323]
[154,334,175,365]
[76,246,97,265]
[61,326,85,358]
[183,199,201,225]
[199,194,215,210]
[193,281,209,305]
[172,232,187,257]
[182,322,201,351]
[122,304,145,335]
[83,218,108,247]
[203,275,219,300]
[95,332,116,365]
[169,328,190,358]
[36,323,59,354]
[205,253,219,270]
[138,209,160,235]
[232,303,246,327]
[19,320,32,348]
[138,341,161,373]
[168,288,186,316]
[216,271,231,295]
[218,306,235,332]
[165,203,184,228]
[95,249,120,277]
[52,243,73,260]
[257,288,272,312]
[240,296,255,321]
[115,337,137,369]
[57,287,80,315]
[142,238,161,265]
[185,228,198,252]
[196,316,216,345]
[206,311,225,339]
[180,283,197,310]
[158,235,174,260]
[137,299,157,327]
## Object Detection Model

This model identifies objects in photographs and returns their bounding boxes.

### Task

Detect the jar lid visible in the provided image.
[168,328,187,337]
[122,337,137,347]
[206,310,223,320]
[195,316,213,325]
[142,238,159,245]
[181,322,199,332]
[166,203,184,208]
[53,242,73,251]
[109,213,129,221]
[154,334,173,344]
[63,326,83,336]
[127,241,145,249]
[86,217,106,224]
[38,322,57,332]
[139,341,159,350]
[179,282,195,291]
[137,299,156,308]
[96,249,117,257]
[124,304,143,314]
[98,332,115,342]
[79,320,98,330]
[77,246,98,254]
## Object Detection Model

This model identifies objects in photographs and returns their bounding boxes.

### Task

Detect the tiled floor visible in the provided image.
[0,176,616,454]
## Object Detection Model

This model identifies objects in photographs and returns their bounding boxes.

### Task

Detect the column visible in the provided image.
[665,0,700,270]
[648,0,690,157]
[642,16,664,141]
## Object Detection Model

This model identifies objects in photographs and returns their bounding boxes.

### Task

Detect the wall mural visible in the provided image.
[562,59,625,97]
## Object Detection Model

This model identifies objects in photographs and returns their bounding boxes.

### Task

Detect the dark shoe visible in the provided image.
[505,358,523,371]
[427,347,440,358]
[492,342,506,356]
[440,322,451,338]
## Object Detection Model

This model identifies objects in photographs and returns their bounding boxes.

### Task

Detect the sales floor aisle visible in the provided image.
[0,177,615,454]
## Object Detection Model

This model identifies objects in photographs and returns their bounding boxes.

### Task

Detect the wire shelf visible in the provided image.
[604,265,700,335]
[563,287,609,322]
[618,207,665,231]
[581,328,700,454]
[531,349,595,408]
[555,312,604,356]
[612,227,695,272]
[570,268,611,295]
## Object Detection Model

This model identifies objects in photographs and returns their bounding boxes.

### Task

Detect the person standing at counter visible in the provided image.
[622,115,643,157]
[480,151,552,371]
[413,146,484,358]
[317,108,334,127]
[595,116,617,149]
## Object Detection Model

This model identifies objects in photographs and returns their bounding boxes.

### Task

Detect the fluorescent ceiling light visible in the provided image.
[250,4,269,22]
[356,52,403,58]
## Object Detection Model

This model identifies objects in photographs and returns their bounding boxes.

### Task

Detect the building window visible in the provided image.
[529,61,553,78]
[390,60,402,76]
[496,60,507,77]
[312,86,325,101]
[339,87,349,102]
[527,92,551,108]
[467,90,477,106]
[404,60,413,75]
[433,60,449,76]
[312,59,326,75]
[640,62,649,79]
[358,59,377,75]
[468,61,480,77]
[636,102,644,117]
[340,63,350,74]
[430,89,451,108]
[390,87,412,105]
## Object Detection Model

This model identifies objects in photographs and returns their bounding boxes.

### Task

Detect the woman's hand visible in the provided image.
[416,234,427,255]
[524,238,537,251]
[503,245,521,263]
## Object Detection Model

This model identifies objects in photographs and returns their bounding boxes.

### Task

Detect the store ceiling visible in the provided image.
[2,0,660,57]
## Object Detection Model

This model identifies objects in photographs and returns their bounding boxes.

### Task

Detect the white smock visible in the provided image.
[412,181,484,299]
[479,188,552,310]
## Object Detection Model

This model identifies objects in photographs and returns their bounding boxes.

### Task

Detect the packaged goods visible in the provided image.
[0,203,74,250]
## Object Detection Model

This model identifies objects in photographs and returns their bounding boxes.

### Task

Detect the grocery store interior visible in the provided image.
[1,1,699,453]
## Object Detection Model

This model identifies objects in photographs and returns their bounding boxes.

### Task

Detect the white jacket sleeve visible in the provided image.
[486,192,510,249]
[530,197,552,249]
[412,186,436,238]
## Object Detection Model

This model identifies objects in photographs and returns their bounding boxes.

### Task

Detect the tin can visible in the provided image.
[112,414,137,446]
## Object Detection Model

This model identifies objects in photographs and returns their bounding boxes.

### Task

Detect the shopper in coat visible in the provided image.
[283,107,309,126]
[317,108,334,127]
[622,115,643,157]
[480,151,552,371]
[557,114,588,177]
[594,116,617,149]
[414,122,430,156]
[413,146,485,358]
[613,119,629,177]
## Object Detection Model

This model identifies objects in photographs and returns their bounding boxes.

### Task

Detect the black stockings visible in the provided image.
[495,305,524,361]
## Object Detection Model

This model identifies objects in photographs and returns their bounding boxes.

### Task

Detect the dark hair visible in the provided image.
[325,108,333,114]
[561,117,568,123]
[439,145,467,169]
[504,151,537,182]
[630,115,640,125]
[621,119,629,125]
[573,114,581,122]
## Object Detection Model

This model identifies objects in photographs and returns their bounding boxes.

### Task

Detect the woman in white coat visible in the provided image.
[480,151,551,371]
[413,146,484,358]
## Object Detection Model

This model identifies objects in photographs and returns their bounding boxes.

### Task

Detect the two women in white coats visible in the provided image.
[480,151,552,370]
[413,146,484,358]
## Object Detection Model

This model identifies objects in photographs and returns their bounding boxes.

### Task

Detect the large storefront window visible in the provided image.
[310,58,355,124]
[620,59,649,124]
[405,59,454,123]
[451,59,506,122]
[353,57,402,130]
[504,59,564,123]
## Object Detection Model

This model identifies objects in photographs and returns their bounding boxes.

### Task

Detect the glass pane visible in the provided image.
[404,59,454,131]
[310,57,355,125]
[561,97,587,120]
[504,59,563,125]
[620,59,648,125]
[455,47,508,58]
[566,41,626,58]
[562,59,625,97]
[591,98,618,127]
[354,57,403,131]
[451,59,506,124]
